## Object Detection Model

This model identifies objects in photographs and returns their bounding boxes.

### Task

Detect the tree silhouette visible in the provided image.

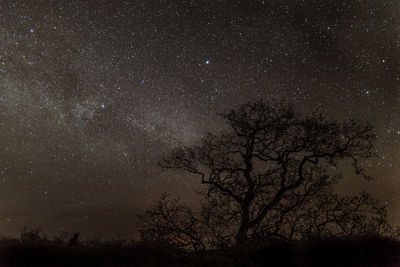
[138,101,392,250]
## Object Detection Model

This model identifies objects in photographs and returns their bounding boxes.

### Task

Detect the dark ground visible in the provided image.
[0,231,398,266]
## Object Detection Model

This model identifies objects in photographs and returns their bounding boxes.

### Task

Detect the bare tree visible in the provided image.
[138,193,208,251]
[138,101,391,250]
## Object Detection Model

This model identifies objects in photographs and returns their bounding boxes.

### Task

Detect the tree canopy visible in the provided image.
[138,101,392,250]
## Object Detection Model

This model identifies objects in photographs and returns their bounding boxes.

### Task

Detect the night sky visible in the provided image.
[0,0,399,239]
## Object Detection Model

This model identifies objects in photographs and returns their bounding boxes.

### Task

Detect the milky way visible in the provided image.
[0,0,399,238]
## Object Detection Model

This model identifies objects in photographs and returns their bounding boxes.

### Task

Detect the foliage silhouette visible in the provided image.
[20,226,43,244]
[138,100,393,250]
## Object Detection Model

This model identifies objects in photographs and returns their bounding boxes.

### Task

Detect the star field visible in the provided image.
[0,0,399,238]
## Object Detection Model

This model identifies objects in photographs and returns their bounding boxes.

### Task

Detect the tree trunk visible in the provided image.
[235,223,249,249]
[235,181,254,249]
[235,204,250,249]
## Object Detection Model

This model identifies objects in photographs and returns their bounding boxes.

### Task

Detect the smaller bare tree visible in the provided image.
[138,193,208,251]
